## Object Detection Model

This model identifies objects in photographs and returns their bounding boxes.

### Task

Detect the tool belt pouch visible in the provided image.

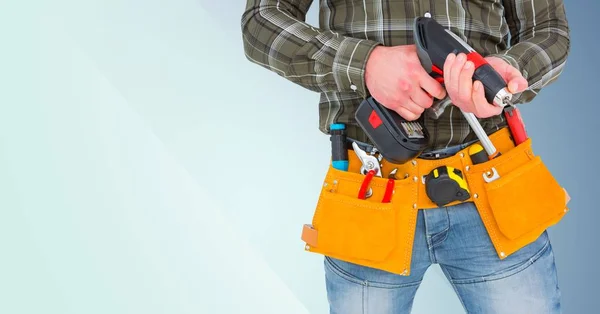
[301,130,570,273]
[302,163,418,276]
[467,138,569,257]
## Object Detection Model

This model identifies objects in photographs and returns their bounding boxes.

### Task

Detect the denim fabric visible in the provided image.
[324,144,561,314]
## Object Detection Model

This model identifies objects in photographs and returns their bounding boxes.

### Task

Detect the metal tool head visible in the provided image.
[427,98,453,119]
[494,88,513,107]
[388,168,398,180]
[352,142,382,177]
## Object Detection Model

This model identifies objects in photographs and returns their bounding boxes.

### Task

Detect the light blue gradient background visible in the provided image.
[0,1,595,313]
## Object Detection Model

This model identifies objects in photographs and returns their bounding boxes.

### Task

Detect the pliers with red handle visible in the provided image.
[353,142,382,200]
[358,168,398,203]
[352,142,398,203]
[382,169,398,203]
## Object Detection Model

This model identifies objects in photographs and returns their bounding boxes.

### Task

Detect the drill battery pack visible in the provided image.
[355,97,430,164]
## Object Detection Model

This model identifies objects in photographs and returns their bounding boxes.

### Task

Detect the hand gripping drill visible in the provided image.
[354,14,528,164]
[413,14,528,158]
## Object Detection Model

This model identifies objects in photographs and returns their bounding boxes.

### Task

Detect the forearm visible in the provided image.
[241,0,381,97]
[493,0,570,103]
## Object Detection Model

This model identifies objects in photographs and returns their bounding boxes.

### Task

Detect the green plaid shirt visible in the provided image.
[241,0,570,149]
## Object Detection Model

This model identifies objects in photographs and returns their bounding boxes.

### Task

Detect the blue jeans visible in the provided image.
[324,144,561,314]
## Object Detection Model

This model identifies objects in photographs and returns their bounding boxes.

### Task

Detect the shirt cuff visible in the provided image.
[332,37,382,98]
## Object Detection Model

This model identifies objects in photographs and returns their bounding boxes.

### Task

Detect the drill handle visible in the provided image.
[414,16,510,107]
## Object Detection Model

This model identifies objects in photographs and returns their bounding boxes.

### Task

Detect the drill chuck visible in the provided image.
[494,88,513,107]
[471,61,513,108]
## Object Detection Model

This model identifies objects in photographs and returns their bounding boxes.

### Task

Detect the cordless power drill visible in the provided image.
[355,14,527,165]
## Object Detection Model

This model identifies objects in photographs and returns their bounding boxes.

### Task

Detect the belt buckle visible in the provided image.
[419,151,450,160]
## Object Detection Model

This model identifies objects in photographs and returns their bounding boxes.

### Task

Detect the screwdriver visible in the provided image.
[469,143,489,165]
[330,123,349,171]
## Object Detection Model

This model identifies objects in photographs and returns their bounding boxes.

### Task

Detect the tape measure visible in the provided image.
[425,166,470,207]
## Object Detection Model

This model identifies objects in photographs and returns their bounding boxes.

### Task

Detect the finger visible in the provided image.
[399,98,426,115]
[443,53,456,93]
[500,63,521,81]
[458,61,475,103]
[411,88,435,109]
[395,106,420,121]
[472,81,503,118]
[450,53,467,95]
[418,70,446,100]
[498,65,527,92]
[507,77,529,93]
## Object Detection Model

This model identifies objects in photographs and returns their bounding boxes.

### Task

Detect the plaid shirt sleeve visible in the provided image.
[490,0,571,104]
[241,0,382,98]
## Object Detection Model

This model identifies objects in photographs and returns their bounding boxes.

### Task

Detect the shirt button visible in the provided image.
[350,84,357,91]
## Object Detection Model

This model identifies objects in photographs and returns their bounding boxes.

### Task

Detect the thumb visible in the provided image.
[508,77,528,93]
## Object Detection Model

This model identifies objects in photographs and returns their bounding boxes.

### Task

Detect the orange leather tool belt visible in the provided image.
[301,127,570,276]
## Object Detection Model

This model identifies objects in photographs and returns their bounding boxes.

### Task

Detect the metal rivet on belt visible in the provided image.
[413,176,418,182]
[500,252,506,257]
[474,193,479,198]
[413,203,417,209]
[412,160,417,166]
[460,153,465,158]
[323,183,328,187]
[305,245,310,250]
[333,180,338,185]
[404,173,409,179]
[465,166,470,171]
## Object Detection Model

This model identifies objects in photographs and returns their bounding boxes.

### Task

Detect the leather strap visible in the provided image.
[339,137,477,160]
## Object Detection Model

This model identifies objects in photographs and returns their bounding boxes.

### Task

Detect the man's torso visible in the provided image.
[317,0,509,149]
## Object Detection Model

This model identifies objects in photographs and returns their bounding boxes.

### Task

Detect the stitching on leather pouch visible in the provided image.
[468,145,534,257]
[313,187,398,261]
[478,199,504,256]
[312,174,335,228]
[327,173,391,188]
[472,143,530,174]
[486,158,564,240]
[402,178,419,273]
[473,172,503,253]
[313,181,394,233]
[487,158,541,190]
[470,177,504,256]
[321,192,393,210]
[403,208,418,274]
[312,187,328,229]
